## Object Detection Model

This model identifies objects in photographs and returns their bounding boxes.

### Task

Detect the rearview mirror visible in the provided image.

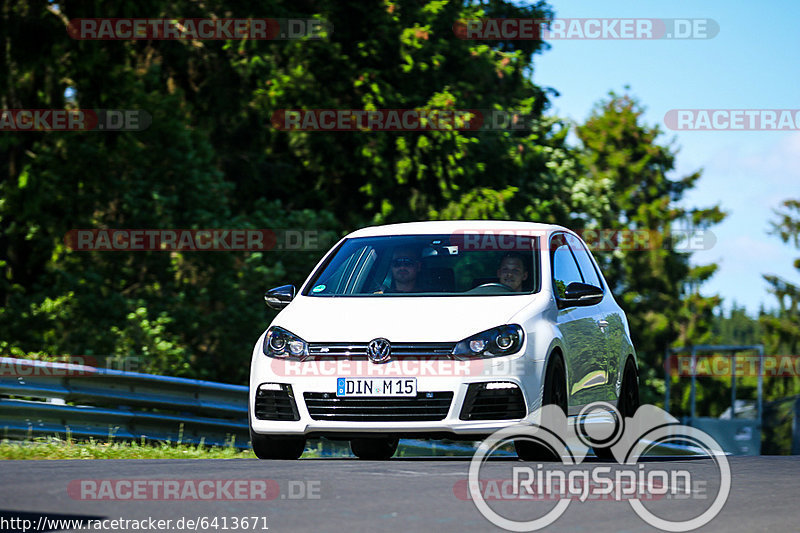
[559,282,603,308]
[264,285,296,310]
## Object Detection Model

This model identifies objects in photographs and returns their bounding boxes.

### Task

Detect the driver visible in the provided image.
[497,252,529,292]
[377,245,422,293]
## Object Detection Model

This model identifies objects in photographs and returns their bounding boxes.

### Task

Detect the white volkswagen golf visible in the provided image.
[249,221,639,460]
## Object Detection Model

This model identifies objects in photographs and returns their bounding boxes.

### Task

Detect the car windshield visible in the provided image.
[303,234,539,297]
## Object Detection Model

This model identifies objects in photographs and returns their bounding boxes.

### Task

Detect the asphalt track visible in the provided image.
[0,456,797,532]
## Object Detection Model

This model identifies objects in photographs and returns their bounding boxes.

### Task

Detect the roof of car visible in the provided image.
[346,220,567,238]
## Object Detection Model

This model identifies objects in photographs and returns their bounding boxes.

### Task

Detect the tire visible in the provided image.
[515,354,567,461]
[350,437,399,460]
[618,358,640,418]
[594,358,639,461]
[250,428,306,460]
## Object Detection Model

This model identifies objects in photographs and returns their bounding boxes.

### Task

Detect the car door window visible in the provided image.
[567,234,602,289]
[551,234,583,299]
[316,245,375,294]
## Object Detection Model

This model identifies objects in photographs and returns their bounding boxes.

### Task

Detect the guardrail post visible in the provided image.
[792,397,800,456]
[689,346,697,423]
[664,348,671,413]
[730,352,736,418]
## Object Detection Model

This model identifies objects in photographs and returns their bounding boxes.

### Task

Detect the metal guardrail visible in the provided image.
[665,344,764,455]
[0,357,250,448]
[762,394,800,455]
[2,357,715,457]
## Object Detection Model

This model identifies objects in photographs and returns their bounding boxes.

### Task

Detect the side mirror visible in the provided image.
[559,282,603,308]
[264,285,296,310]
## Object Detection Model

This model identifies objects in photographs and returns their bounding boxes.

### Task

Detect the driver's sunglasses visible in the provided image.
[391,257,416,268]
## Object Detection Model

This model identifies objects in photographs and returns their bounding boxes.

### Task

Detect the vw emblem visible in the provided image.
[367,338,391,363]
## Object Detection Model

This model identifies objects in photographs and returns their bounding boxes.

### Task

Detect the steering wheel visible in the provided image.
[469,282,513,293]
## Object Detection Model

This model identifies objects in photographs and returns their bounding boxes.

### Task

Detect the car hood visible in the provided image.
[270,294,542,343]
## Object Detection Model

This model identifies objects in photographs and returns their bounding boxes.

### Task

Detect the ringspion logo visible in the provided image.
[468,403,730,531]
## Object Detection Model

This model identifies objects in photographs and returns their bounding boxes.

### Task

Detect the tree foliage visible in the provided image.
[761,199,800,399]
[1,1,727,395]
[574,93,725,404]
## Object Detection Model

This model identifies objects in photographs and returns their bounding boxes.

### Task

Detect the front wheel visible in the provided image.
[594,358,639,461]
[250,429,306,460]
[515,355,567,461]
[350,437,399,460]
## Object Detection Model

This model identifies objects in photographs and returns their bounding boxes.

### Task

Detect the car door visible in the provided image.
[551,233,608,412]
[565,234,622,403]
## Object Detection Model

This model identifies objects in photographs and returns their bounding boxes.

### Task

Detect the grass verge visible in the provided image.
[0,437,257,460]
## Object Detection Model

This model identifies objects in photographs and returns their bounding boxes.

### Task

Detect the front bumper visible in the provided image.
[249,354,546,438]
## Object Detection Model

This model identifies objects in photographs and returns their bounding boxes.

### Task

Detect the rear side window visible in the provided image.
[551,234,583,298]
[567,234,602,289]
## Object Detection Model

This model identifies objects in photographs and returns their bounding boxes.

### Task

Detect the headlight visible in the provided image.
[452,325,524,359]
[263,326,308,359]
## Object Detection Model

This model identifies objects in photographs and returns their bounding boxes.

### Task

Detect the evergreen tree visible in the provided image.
[761,199,800,398]
[574,92,725,405]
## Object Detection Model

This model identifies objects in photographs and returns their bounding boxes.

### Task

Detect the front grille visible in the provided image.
[306,342,455,360]
[459,383,526,421]
[254,385,300,421]
[303,392,453,421]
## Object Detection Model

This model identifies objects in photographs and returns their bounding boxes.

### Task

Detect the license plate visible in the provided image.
[336,377,417,397]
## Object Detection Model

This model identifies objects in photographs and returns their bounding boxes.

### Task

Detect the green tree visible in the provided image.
[0,0,340,382]
[759,199,800,455]
[0,0,576,383]
[761,199,800,399]
[711,303,763,346]
[248,0,575,226]
[574,92,726,406]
